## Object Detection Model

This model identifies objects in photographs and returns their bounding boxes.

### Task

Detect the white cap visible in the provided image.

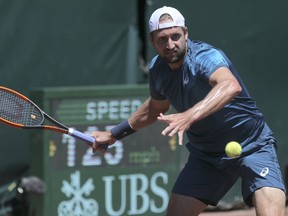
[149,6,185,32]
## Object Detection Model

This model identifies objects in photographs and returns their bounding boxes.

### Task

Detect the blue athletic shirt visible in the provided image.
[149,39,266,153]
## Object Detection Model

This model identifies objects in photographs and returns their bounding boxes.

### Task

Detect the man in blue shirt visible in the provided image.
[92,6,286,216]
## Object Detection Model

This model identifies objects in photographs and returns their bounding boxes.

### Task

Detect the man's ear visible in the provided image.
[149,33,156,48]
[149,33,153,42]
[184,27,189,40]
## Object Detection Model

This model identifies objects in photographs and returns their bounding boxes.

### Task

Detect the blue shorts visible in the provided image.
[172,125,286,206]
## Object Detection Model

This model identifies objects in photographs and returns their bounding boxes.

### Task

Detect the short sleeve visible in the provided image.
[148,71,166,100]
[196,48,229,81]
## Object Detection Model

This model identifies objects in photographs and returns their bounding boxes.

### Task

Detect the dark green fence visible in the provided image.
[0,0,287,213]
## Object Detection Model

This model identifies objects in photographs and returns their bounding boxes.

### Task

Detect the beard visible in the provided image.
[162,45,186,65]
[164,50,186,64]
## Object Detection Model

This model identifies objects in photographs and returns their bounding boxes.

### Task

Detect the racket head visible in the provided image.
[0,86,107,150]
[0,86,44,128]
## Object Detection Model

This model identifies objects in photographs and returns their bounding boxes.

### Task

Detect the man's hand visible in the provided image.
[157,112,192,145]
[91,131,116,153]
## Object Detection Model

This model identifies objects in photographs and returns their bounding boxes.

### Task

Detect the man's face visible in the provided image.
[151,27,188,69]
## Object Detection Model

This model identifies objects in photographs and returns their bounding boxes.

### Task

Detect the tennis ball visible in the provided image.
[225,141,242,158]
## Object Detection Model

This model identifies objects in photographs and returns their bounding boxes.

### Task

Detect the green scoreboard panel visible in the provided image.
[29,85,181,216]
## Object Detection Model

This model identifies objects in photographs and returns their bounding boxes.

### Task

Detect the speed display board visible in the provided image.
[29,85,181,216]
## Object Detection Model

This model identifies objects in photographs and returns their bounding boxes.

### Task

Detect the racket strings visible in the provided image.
[0,90,43,126]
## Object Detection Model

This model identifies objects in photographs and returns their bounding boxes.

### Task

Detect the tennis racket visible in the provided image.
[0,86,108,150]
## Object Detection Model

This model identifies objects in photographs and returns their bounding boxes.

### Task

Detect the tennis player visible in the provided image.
[92,6,286,216]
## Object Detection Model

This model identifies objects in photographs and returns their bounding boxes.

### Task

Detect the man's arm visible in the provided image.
[129,97,170,130]
[191,66,242,122]
[91,97,170,151]
[158,67,242,144]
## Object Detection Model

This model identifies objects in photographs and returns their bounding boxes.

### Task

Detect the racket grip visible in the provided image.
[68,128,108,150]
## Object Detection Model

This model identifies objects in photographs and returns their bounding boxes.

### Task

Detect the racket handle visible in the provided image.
[68,128,108,150]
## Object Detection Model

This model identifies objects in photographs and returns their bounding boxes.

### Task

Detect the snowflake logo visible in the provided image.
[58,170,99,216]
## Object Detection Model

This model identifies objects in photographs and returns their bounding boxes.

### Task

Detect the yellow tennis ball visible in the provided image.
[225,141,242,158]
